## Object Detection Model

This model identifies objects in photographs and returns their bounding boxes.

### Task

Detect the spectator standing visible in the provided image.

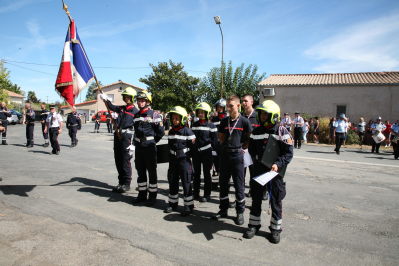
[371,117,386,153]
[280,113,292,133]
[302,118,309,143]
[384,120,392,147]
[329,117,336,144]
[293,112,304,149]
[357,118,366,144]
[313,116,320,144]
[343,118,350,146]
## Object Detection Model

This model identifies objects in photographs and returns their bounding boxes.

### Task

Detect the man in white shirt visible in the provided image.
[293,111,304,148]
[333,113,348,155]
[280,113,292,132]
[371,117,386,154]
[44,105,63,155]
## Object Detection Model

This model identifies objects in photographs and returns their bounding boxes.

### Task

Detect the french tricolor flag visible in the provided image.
[55,20,95,106]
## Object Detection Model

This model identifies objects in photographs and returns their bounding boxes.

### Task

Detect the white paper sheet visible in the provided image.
[253,171,278,186]
[243,149,253,167]
[212,151,217,156]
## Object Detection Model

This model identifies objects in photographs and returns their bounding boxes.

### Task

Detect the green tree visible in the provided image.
[27,91,41,103]
[0,89,10,104]
[139,60,201,112]
[0,62,25,96]
[86,81,102,101]
[200,61,267,106]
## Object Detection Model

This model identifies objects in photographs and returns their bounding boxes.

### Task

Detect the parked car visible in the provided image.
[7,109,23,125]
[92,110,113,122]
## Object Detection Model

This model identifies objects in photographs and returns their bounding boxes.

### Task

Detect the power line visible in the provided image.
[5,62,56,76]
[4,60,208,73]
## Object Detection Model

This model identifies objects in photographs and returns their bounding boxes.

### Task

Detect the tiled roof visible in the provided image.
[3,89,25,98]
[257,72,399,86]
[60,100,97,109]
[93,80,145,91]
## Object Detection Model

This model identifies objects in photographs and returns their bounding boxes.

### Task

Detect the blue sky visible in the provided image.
[1,0,398,104]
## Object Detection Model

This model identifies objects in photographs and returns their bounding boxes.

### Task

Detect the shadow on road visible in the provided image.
[28,150,51,154]
[51,177,113,189]
[10,144,26,147]
[306,151,334,154]
[0,185,36,197]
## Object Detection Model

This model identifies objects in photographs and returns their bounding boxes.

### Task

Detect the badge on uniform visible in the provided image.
[144,116,152,123]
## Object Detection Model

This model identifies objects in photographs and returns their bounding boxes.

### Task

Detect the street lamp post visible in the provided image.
[214,16,224,99]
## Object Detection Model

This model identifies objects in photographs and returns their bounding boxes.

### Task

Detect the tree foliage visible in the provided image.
[139,60,201,112]
[0,89,10,104]
[0,62,25,96]
[86,81,102,101]
[199,61,266,106]
[27,91,41,103]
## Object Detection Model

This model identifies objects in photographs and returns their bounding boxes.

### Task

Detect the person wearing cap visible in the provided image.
[280,113,292,133]
[210,98,228,189]
[191,102,218,202]
[371,117,386,154]
[245,100,293,244]
[66,106,82,148]
[22,103,36,148]
[0,102,12,145]
[333,113,348,155]
[390,123,399,160]
[40,103,50,147]
[165,106,196,216]
[131,91,165,207]
[211,95,253,226]
[44,105,63,155]
[293,112,304,149]
[100,87,139,193]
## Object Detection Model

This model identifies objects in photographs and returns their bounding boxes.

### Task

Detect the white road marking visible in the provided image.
[294,156,399,168]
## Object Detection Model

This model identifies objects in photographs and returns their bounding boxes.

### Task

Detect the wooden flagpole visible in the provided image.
[62,0,121,140]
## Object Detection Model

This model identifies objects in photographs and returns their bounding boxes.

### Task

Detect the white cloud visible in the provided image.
[0,0,51,13]
[304,13,399,73]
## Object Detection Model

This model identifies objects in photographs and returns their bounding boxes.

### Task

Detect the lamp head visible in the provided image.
[214,16,221,24]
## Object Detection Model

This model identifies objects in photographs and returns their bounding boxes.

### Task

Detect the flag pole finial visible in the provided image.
[62,0,72,22]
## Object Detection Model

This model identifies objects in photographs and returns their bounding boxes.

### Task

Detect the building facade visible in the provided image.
[257,72,399,123]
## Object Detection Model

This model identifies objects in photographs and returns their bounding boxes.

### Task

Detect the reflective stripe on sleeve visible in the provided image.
[168,135,196,140]
[220,196,229,200]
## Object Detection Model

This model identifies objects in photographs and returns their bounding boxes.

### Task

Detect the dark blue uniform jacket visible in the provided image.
[133,108,165,147]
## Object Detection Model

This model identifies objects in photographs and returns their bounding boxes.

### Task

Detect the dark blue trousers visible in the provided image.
[1,122,7,144]
[212,143,222,184]
[114,133,132,185]
[167,157,193,209]
[49,127,60,152]
[68,126,78,144]
[41,123,49,142]
[219,149,245,213]
[249,160,286,232]
[135,145,158,199]
[26,123,34,146]
[193,149,212,197]
[294,127,302,147]
[94,121,100,131]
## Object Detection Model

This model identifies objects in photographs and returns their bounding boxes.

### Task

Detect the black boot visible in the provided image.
[229,201,236,208]
[112,184,122,193]
[43,143,49,147]
[146,198,156,207]
[2,142,8,145]
[132,193,147,204]
[270,228,281,244]
[193,193,200,200]
[235,212,244,225]
[200,195,210,202]
[164,206,177,213]
[262,190,268,201]
[180,206,193,217]
[211,210,228,220]
[243,227,259,239]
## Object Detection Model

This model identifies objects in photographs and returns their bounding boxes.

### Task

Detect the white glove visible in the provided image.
[126,145,135,156]
[100,93,108,101]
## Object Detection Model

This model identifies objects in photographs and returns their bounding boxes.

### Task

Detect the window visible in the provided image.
[118,87,123,91]
[107,94,114,102]
[336,105,346,118]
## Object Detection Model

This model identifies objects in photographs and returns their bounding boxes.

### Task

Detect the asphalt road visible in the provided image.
[1,122,398,265]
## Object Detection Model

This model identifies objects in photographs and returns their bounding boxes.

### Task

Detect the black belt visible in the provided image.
[51,127,60,129]
[222,147,241,153]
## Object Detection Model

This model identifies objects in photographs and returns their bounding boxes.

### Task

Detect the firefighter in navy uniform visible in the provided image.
[245,100,293,244]
[100,87,139,193]
[241,94,262,199]
[66,106,82,147]
[165,106,196,217]
[23,103,36,147]
[0,102,12,145]
[131,91,165,206]
[210,98,227,189]
[40,103,50,147]
[211,95,252,226]
[191,102,218,202]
